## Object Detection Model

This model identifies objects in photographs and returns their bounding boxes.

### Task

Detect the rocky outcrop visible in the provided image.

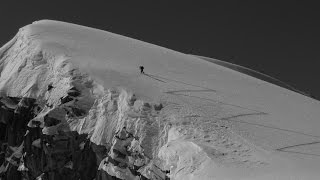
[0,45,170,179]
[0,89,169,180]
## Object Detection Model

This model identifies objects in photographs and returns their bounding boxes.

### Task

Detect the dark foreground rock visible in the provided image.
[0,97,98,180]
[0,96,169,180]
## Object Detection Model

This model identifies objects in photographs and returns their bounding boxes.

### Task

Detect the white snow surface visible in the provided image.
[0,20,320,179]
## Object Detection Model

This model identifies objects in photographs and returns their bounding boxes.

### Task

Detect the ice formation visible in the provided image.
[0,20,320,180]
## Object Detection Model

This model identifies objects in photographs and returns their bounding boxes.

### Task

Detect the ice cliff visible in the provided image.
[1,20,320,180]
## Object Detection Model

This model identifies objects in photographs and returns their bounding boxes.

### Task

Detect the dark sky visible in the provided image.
[1,1,320,99]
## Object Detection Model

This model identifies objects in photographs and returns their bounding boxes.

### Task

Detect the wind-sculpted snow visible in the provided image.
[0,20,320,180]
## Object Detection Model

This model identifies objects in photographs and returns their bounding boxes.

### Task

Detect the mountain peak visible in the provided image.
[1,20,320,180]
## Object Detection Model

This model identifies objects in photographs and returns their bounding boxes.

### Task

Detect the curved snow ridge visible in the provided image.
[193,55,311,98]
[30,19,188,57]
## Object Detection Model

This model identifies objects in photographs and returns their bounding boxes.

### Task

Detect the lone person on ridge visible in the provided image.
[139,66,145,74]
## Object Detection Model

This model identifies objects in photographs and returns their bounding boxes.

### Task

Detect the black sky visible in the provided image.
[1,1,320,99]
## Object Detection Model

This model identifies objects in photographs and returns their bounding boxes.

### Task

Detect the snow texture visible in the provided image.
[1,20,320,179]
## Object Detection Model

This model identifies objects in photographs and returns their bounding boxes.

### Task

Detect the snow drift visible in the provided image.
[0,20,320,180]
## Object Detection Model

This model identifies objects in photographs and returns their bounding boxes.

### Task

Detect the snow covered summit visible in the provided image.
[0,20,320,180]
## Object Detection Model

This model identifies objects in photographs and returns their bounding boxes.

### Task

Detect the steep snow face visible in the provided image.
[0,20,320,180]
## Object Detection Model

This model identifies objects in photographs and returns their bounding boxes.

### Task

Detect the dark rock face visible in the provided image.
[0,96,169,180]
[0,97,101,180]
[1,97,37,179]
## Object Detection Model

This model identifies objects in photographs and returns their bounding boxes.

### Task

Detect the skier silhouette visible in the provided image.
[139,66,145,74]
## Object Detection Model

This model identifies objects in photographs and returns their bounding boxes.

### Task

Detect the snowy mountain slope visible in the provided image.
[0,20,319,180]
[193,55,310,97]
